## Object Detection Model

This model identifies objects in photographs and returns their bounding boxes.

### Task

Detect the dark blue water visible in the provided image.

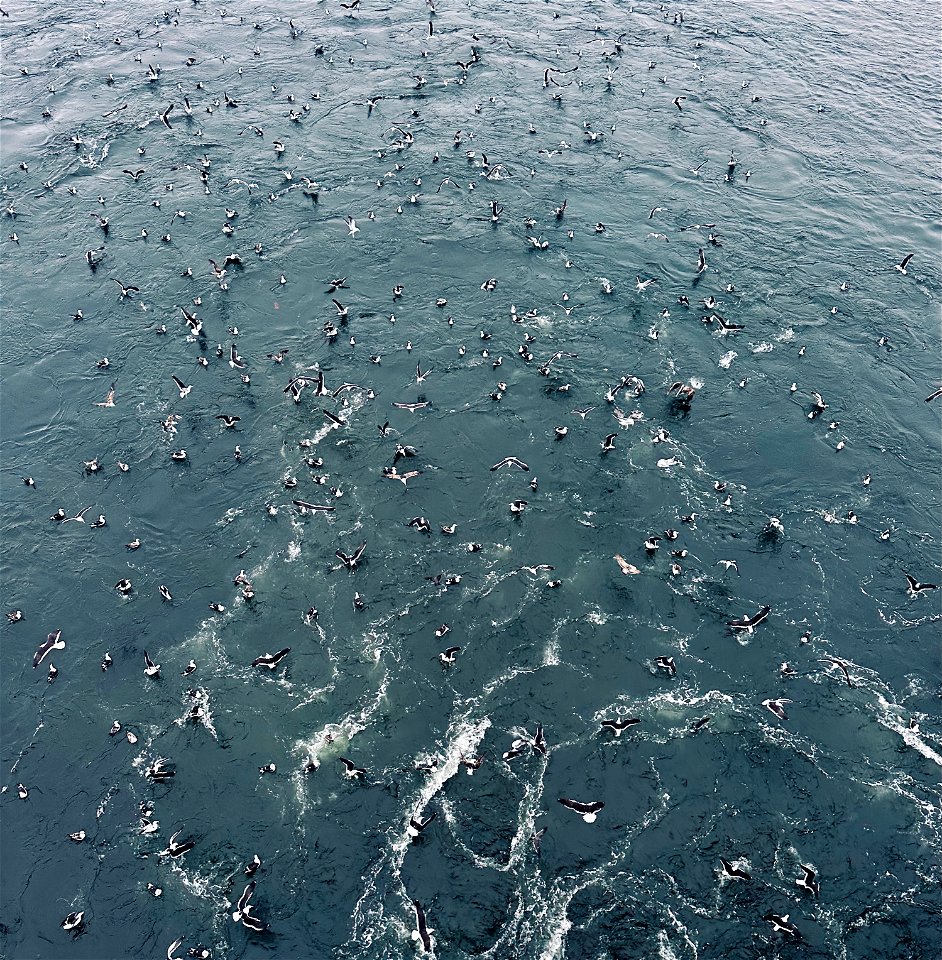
[2,1,940,958]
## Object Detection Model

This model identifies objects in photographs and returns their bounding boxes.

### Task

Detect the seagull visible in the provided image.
[216,414,241,428]
[62,506,92,524]
[697,248,706,273]
[411,900,433,953]
[292,500,335,514]
[335,541,367,570]
[719,858,751,880]
[61,912,85,932]
[728,605,771,632]
[716,559,739,573]
[160,829,195,858]
[904,573,938,596]
[654,655,677,675]
[439,646,461,667]
[762,698,792,721]
[231,880,257,923]
[33,629,65,667]
[673,96,687,110]
[338,757,366,779]
[166,937,185,960]
[407,812,436,838]
[383,468,422,486]
[614,554,640,575]
[796,864,820,898]
[171,375,191,398]
[600,718,640,736]
[344,216,359,237]
[636,276,657,291]
[558,797,604,823]
[895,253,914,274]
[112,278,139,299]
[763,913,800,937]
[143,651,161,678]
[252,648,290,669]
[490,456,529,471]
[817,656,855,687]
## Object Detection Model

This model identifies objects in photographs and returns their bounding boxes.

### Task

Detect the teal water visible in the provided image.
[1,1,941,958]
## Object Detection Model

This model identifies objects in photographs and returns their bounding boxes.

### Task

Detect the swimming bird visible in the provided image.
[33,629,64,667]
[762,698,792,721]
[558,797,604,823]
[614,554,641,575]
[115,578,132,594]
[728,605,771,632]
[252,648,290,669]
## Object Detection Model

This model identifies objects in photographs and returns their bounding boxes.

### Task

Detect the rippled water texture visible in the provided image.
[1,1,940,958]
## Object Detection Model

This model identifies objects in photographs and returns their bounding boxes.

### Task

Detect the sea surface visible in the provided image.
[1,1,940,958]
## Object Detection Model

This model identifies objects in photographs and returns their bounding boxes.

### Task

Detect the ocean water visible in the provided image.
[1,1,940,958]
